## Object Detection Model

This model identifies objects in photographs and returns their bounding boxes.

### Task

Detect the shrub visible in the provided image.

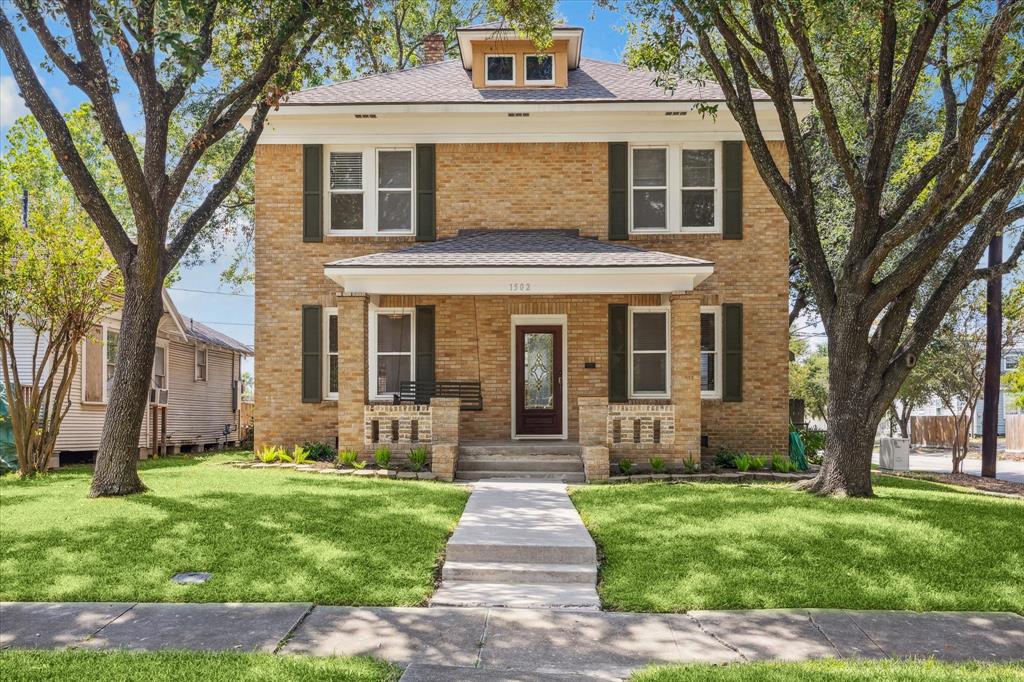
[750,456,766,470]
[408,447,428,472]
[276,450,294,463]
[682,459,700,474]
[714,448,739,469]
[292,446,311,465]
[302,441,337,462]
[255,445,282,463]
[374,447,392,469]
[734,454,754,472]
[649,457,667,474]
[772,454,795,473]
[618,458,634,475]
[338,449,359,468]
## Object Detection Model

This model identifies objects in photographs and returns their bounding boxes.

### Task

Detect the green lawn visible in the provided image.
[630,660,1024,681]
[0,650,399,682]
[0,454,468,605]
[571,476,1024,613]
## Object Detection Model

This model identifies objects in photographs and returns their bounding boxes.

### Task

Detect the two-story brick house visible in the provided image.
[249,23,805,480]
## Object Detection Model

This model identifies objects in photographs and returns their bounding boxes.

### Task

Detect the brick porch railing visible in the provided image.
[579,397,685,481]
[362,397,460,480]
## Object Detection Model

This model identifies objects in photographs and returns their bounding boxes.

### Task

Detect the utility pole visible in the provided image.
[981,231,1002,478]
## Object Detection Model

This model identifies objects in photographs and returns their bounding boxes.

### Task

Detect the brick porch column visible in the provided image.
[430,397,460,481]
[670,292,701,465]
[337,294,367,452]
[579,397,609,481]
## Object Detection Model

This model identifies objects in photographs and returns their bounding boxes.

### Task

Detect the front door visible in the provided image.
[515,325,563,436]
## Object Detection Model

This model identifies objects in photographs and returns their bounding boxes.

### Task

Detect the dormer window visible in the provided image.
[525,55,554,84]
[485,55,515,85]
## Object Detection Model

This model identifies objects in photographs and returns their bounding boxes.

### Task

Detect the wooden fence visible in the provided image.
[239,400,254,444]
[1007,415,1024,453]
[910,416,963,447]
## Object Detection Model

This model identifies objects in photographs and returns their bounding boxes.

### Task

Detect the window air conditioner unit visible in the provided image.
[149,388,169,405]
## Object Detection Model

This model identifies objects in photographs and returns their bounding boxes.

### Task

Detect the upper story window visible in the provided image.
[631,147,668,231]
[152,344,167,390]
[630,143,722,234]
[485,54,515,85]
[525,54,554,84]
[195,345,208,382]
[628,307,670,398]
[325,147,415,236]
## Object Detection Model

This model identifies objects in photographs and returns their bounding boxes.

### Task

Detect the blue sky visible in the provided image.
[0,2,630,373]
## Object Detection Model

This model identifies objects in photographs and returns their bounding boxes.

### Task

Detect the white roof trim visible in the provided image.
[324,265,714,296]
[160,289,189,340]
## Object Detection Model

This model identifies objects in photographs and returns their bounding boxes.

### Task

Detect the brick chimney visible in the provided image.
[422,33,445,65]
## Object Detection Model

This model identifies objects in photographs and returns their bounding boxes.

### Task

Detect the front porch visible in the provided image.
[326,230,714,480]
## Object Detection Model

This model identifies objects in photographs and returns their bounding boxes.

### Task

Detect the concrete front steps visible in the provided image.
[456,442,585,483]
[431,480,601,610]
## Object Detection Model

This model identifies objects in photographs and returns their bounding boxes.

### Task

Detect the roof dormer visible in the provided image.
[456,21,583,89]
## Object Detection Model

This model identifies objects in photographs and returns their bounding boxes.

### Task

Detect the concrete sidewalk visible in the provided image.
[2,602,1022,680]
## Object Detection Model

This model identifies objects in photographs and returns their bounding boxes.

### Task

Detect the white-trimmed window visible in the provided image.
[628,307,670,398]
[325,146,415,236]
[485,54,515,85]
[700,306,722,398]
[195,344,207,382]
[323,308,339,400]
[377,149,413,232]
[629,143,722,234]
[152,343,167,390]
[369,307,416,400]
[525,54,554,84]
[105,328,119,397]
[630,147,668,231]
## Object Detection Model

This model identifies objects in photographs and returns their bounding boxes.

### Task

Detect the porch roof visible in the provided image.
[324,230,714,295]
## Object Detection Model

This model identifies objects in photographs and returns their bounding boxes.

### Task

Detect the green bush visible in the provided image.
[408,447,428,472]
[302,441,337,462]
[682,460,700,474]
[749,456,766,470]
[255,445,282,463]
[374,447,392,469]
[771,453,795,473]
[649,457,667,474]
[734,454,754,472]
[337,449,359,468]
[714,448,738,468]
[618,458,634,475]
[291,446,311,465]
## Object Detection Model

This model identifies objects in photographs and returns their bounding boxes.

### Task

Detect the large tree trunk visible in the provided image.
[88,270,164,497]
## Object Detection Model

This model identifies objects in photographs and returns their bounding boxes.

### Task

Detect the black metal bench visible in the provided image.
[398,381,483,411]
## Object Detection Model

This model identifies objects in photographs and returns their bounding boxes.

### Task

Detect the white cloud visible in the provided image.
[1,75,30,130]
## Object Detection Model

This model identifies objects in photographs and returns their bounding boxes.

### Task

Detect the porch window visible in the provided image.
[700,307,722,398]
[370,307,415,400]
[323,308,339,400]
[485,54,515,84]
[105,329,119,396]
[631,147,667,231]
[525,54,553,84]
[629,308,670,398]
[329,151,363,231]
[377,150,413,232]
[195,345,207,382]
[681,149,717,230]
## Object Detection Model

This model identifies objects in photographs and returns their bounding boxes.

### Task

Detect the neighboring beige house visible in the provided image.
[10,290,251,466]
[248,23,802,479]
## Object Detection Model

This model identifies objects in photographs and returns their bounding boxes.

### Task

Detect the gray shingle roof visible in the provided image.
[181,316,253,355]
[284,58,772,106]
[325,230,713,269]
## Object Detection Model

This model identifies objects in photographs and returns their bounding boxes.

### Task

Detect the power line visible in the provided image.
[169,287,254,297]
[195,320,254,327]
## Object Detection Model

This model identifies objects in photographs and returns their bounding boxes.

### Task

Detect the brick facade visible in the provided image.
[254,141,789,457]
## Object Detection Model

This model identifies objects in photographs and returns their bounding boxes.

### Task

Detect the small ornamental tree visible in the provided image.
[629,0,1024,496]
[0,114,122,475]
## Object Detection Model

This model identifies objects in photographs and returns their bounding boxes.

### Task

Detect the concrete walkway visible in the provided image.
[872,452,1024,483]
[2,602,1022,679]
[431,480,600,609]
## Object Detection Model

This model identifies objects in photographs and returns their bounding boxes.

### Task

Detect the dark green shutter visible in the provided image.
[608,304,628,402]
[415,305,435,383]
[722,303,743,402]
[608,142,628,241]
[301,305,322,403]
[416,144,436,242]
[303,145,323,243]
[232,380,239,412]
[722,141,743,240]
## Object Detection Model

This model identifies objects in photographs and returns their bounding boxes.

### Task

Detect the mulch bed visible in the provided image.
[884,470,1024,498]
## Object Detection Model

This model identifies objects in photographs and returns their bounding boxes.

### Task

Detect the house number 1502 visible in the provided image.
[509,282,531,292]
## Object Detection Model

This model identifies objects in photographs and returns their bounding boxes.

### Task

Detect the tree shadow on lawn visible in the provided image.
[0,467,467,606]
[573,476,1024,614]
